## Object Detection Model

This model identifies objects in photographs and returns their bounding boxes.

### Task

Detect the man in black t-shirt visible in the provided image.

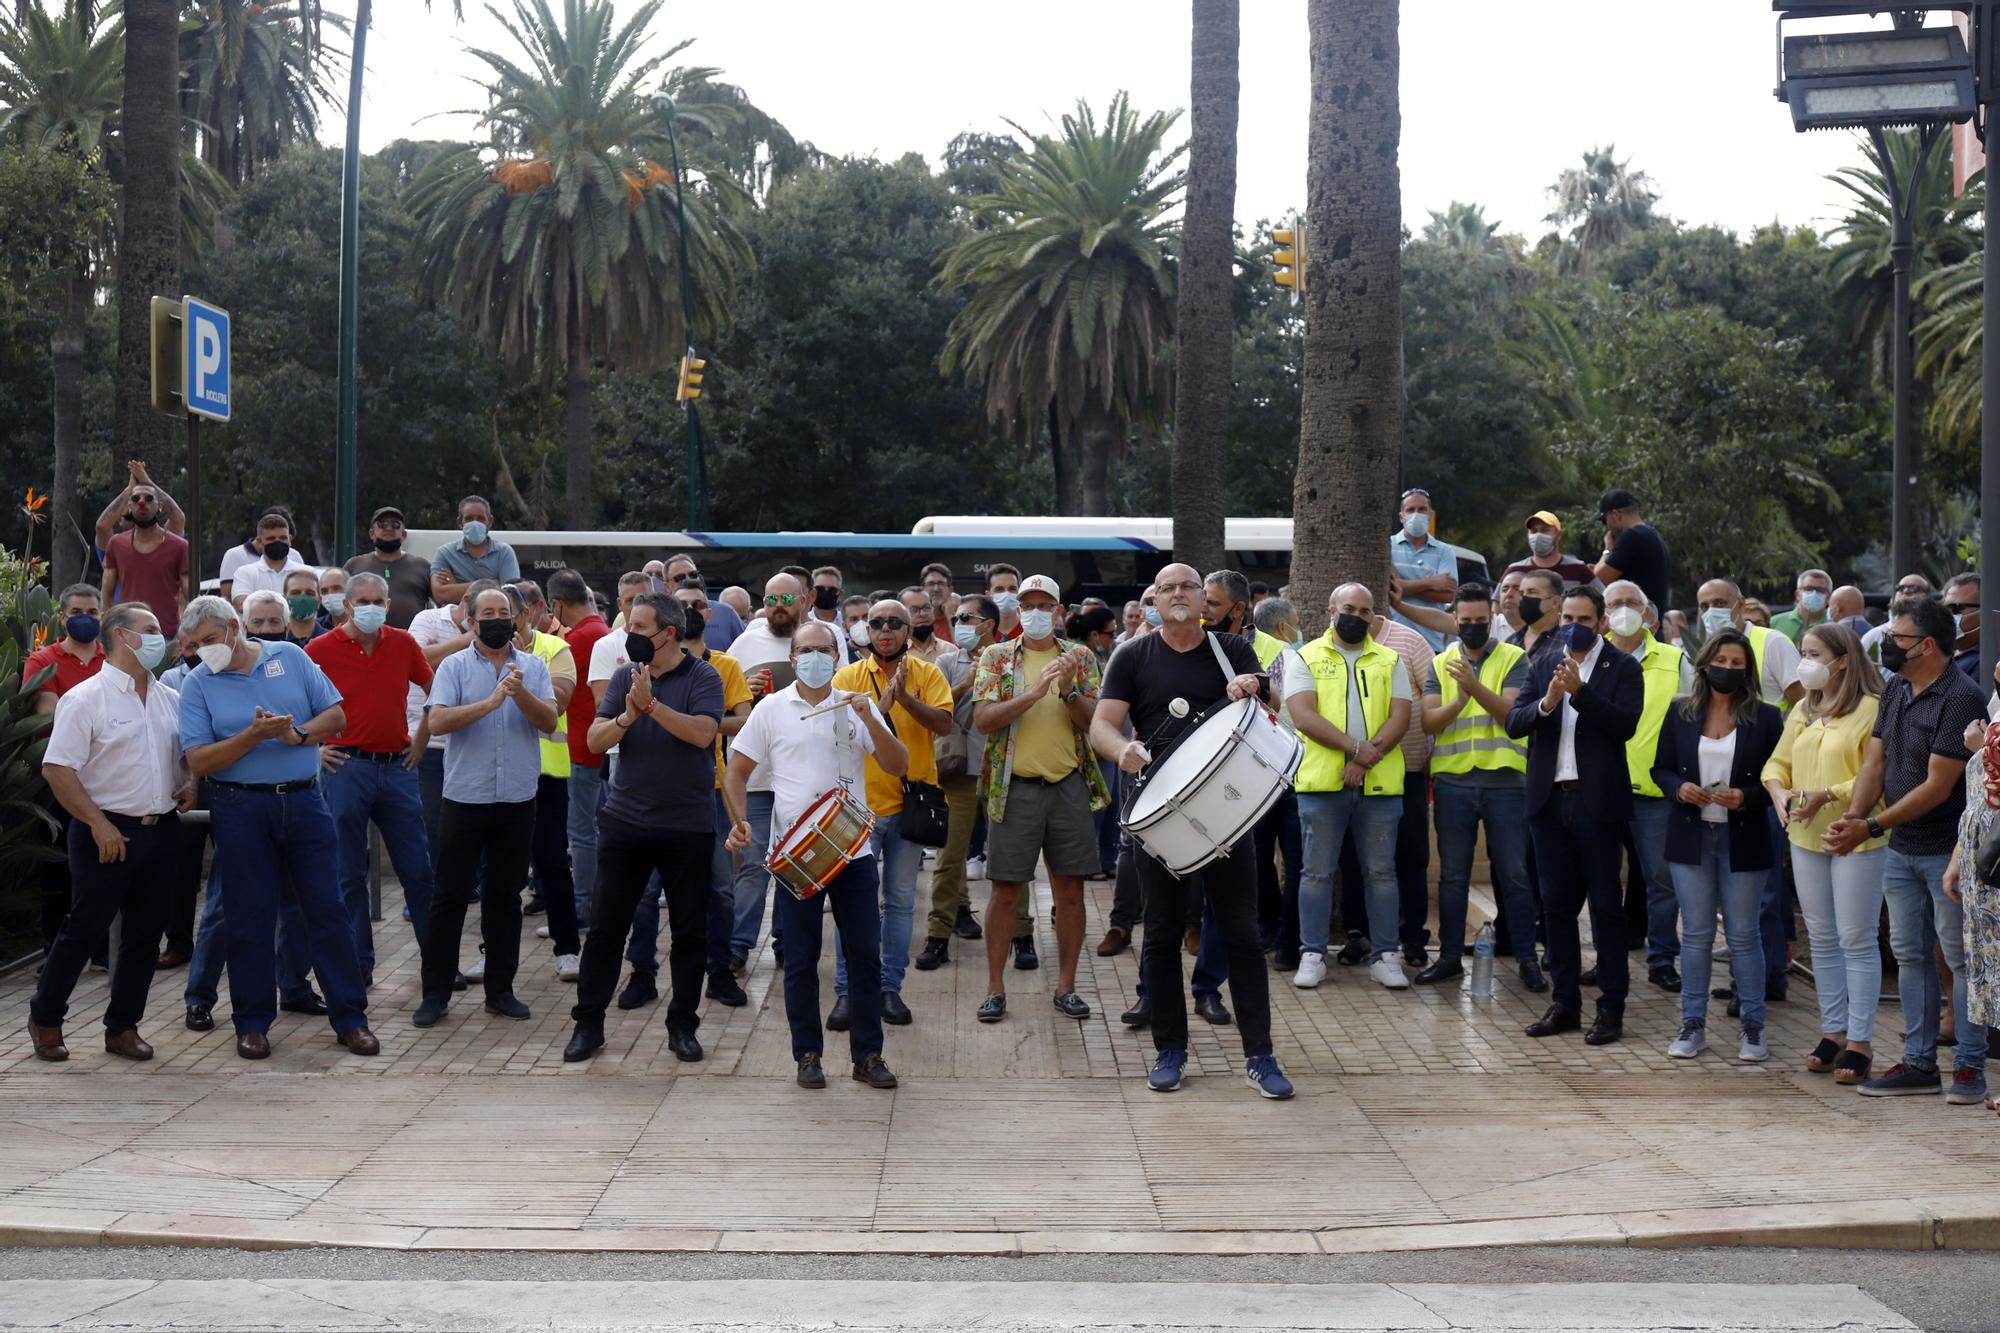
[1592,489,1670,615]
[1091,563,1294,1101]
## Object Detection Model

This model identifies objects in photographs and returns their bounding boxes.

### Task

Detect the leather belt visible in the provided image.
[211,777,319,794]
[103,811,176,827]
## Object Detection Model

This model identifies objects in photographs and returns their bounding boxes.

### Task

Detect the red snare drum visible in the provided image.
[767,789,875,901]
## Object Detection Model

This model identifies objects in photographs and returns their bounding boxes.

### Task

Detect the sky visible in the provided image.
[354,1,1959,244]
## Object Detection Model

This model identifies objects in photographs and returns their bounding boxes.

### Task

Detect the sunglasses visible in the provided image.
[1945,603,1980,615]
[867,617,910,630]
[764,593,800,607]
[953,613,987,625]
[672,572,703,586]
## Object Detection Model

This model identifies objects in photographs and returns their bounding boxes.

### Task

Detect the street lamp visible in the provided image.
[1776,6,1978,607]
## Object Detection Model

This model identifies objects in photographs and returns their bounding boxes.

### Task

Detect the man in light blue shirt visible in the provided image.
[179,595,377,1061]
[413,587,558,1027]
[1389,487,1458,651]
[429,494,521,606]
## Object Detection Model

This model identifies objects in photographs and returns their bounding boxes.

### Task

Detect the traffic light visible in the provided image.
[676,353,706,404]
[1272,222,1304,298]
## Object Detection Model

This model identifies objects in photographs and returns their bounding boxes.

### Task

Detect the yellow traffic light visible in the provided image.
[676,353,706,404]
[1272,224,1304,297]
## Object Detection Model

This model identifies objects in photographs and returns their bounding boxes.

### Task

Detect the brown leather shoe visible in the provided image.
[26,1020,67,1062]
[1183,927,1201,956]
[1096,926,1129,957]
[236,1031,271,1060]
[104,1030,153,1061]
[337,1026,380,1056]
[156,947,191,969]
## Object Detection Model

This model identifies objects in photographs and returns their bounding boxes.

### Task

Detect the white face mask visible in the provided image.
[849,619,870,648]
[1796,658,1831,693]
[1605,606,1643,639]
[1020,609,1055,640]
[1402,512,1430,540]
[196,641,234,673]
[1526,532,1557,558]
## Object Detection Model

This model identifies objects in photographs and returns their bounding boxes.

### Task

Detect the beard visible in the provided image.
[1168,605,1194,623]
[129,512,159,528]
[769,611,796,637]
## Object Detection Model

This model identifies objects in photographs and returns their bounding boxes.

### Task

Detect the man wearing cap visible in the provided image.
[1388,488,1457,651]
[344,506,434,630]
[1505,512,1600,589]
[1593,489,1671,616]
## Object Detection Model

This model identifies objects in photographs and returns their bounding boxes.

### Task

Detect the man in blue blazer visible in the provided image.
[1505,584,1643,1045]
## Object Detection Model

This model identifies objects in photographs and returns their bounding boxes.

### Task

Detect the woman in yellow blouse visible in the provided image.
[1762,622,1887,1085]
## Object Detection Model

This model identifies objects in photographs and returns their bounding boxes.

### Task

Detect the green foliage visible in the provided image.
[0,137,114,310]
[1543,144,1657,276]
[0,558,65,885]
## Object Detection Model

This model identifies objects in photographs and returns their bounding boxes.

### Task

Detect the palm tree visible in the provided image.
[111,0,181,481]
[409,0,753,526]
[1169,0,1237,575]
[1544,144,1656,276]
[1292,0,1400,629]
[180,0,343,187]
[1913,170,1987,453]
[938,93,1183,516]
[1420,198,1513,313]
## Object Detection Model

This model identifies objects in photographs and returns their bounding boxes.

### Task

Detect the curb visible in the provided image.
[0,1197,1994,1254]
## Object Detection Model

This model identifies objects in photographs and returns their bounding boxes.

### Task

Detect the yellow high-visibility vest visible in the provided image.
[1626,635,1685,798]
[1431,640,1528,778]
[1294,631,1405,796]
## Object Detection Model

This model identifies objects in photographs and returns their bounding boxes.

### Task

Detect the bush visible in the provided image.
[0,550,63,963]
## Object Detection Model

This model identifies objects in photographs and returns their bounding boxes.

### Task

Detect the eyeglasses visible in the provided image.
[867,617,910,630]
[1885,630,1926,644]
[672,572,703,586]
[1896,585,1928,597]
[1400,487,1430,500]
[1155,581,1200,595]
[764,593,800,607]
[374,518,405,530]
[1945,602,1980,615]
[797,647,835,658]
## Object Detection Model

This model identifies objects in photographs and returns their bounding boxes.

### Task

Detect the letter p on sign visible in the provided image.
[182,295,231,421]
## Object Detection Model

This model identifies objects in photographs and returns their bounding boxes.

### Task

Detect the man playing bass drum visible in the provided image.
[1091,562,1296,1101]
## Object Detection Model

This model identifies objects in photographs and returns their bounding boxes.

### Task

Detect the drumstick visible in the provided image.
[800,695,858,720]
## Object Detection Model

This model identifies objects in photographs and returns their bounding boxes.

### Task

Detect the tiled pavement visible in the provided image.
[0,872,1993,1246]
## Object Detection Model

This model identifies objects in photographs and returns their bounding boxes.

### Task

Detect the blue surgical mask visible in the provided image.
[1700,607,1735,635]
[1144,606,1162,627]
[462,520,489,545]
[993,591,1020,616]
[351,604,389,634]
[129,631,167,671]
[1799,590,1828,614]
[953,625,981,652]
[795,650,836,689]
[1402,512,1430,540]
[322,592,347,616]
[1020,609,1055,640]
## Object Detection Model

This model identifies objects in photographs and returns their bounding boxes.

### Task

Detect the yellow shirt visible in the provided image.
[1013,644,1082,782]
[1760,694,1888,852]
[832,653,952,815]
[704,648,753,789]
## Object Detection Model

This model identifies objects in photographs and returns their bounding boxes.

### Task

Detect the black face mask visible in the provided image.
[252,630,288,643]
[1518,595,1545,626]
[1562,623,1598,654]
[373,537,402,554]
[1705,665,1746,695]
[1456,622,1491,651]
[625,631,658,665]
[910,620,934,641]
[813,586,840,612]
[476,619,515,649]
[263,540,291,562]
[680,609,705,642]
[1334,613,1370,646]
[1879,638,1913,673]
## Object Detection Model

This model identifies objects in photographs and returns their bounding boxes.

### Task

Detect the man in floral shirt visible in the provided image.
[970,575,1110,1026]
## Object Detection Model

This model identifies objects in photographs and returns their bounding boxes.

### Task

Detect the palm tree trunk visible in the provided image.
[113,0,183,484]
[1170,0,1239,575]
[49,270,89,591]
[1293,0,1401,636]
[564,310,593,527]
[1077,398,1117,517]
[1049,403,1078,516]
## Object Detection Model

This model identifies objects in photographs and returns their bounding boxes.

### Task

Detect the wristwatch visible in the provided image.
[292,725,310,745]
[1865,816,1885,840]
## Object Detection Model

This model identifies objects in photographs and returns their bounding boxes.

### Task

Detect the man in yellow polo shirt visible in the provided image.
[829,598,955,1030]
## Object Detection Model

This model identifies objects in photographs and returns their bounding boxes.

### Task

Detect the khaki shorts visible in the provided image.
[987,770,1102,882]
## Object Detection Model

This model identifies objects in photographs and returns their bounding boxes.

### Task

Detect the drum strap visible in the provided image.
[832,710,860,797]
[1204,632,1238,686]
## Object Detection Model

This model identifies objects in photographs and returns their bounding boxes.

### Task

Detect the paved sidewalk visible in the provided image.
[0,875,1994,1252]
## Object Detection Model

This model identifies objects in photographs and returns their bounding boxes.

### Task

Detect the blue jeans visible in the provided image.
[835,811,921,996]
[1792,845,1886,1043]
[1433,780,1536,959]
[729,791,776,959]
[1760,810,1791,994]
[417,747,445,872]
[1297,788,1401,959]
[322,755,434,974]
[185,860,314,1009]
[567,762,606,924]
[206,782,369,1037]
[1884,847,1987,1073]
[775,855,883,1064]
[1629,796,1682,969]
[1670,824,1766,1031]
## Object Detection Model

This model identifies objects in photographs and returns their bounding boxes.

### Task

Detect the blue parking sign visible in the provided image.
[183,296,231,421]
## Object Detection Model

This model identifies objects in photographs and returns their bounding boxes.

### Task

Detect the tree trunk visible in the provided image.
[1077,397,1117,517]
[49,270,89,591]
[1049,402,1077,516]
[113,0,183,485]
[1170,0,1239,576]
[1293,0,1401,636]
[564,309,594,527]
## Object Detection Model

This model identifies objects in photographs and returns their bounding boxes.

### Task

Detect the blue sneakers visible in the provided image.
[1148,1049,1187,1093]
[1245,1054,1295,1100]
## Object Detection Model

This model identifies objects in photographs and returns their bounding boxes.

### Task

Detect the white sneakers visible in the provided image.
[1292,953,1328,989]
[965,856,988,881]
[464,952,486,981]
[1368,957,1410,990]
[1668,1024,1707,1059]
[1739,1027,1769,1063]
[535,924,551,940]
[555,953,580,983]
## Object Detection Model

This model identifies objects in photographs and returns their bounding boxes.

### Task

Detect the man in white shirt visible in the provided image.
[1695,578,1804,706]
[27,605,192,1062]
[724,619,908,1091]
[222,512,308,605]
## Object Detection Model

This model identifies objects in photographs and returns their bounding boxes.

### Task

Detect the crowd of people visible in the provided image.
[18,474,2000,1109]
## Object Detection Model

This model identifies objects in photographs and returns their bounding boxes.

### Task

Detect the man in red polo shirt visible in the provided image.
[26,584,110,953]
[305,570,435,986]
[550,568,608,926]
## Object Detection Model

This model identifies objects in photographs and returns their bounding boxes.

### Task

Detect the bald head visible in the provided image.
[763,572,805,636]
[1830,585,1865,620]
[1153,563,1202,626]
[792,618,838,656]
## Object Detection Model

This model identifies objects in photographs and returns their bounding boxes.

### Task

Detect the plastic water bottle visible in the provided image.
[1469,923,1496,999]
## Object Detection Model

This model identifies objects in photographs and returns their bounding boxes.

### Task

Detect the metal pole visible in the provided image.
[1982,2,2000,686]
[334,0,369,563]
[1877,123,1944,584]
[662,111,705,529]
[185,415,201,601]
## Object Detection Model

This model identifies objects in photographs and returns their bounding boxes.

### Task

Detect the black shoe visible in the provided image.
[280,990,328,1016]
[452,972,469,992]
[729,954,748,977]
[1273,946,1301,971]
[977,993,1006,1023]
[1120,998,1152,1028]
[1726,995,1743,1020]
[1194,994,1232,1026]
[1518,959,1549,993]
[1415,959,1464,986]
[797,1053,826,1088]
[852,1054,898,1089]
[1335,933,1367,966]
[484,995,531,1021]
[914,937,951,971]
[1525,1004,1581,1038]
[1579,967,1598,988]
[827,995,852,1031]
[954,905,983,941]
[523,895,546,917]
[1012,936,1039,971]
[1712,985,1734,1001]
[412,995,447,1028]
[706,971,748,1007]
[617,972,658,1010]
[1767,982,1788,1003]
[1403,943,1430,969]
[362,971,374,990]
[562,1023,604,1063]
[185,1004,214,1032]
[1648,965,1680,991]
[1052,991,1090,1020]
[1584,1013,1624,1046]
[668,1028,703,1063]
[880,991,912,1025]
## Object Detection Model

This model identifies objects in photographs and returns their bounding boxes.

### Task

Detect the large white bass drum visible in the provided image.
[1121,696,1303,876]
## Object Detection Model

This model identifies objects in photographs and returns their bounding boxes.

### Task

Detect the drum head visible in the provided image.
[1126,697,1253,826]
